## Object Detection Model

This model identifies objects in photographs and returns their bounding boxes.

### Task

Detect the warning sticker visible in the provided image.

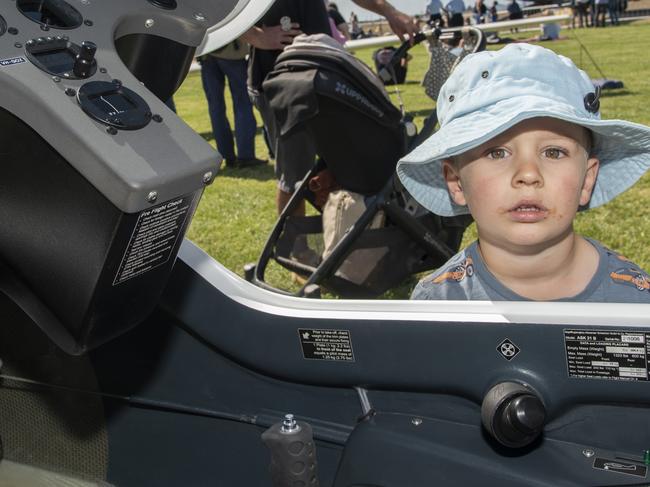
[593,458,647,478]
[299,329,354,362]
[564,329,650,381]
[113,196,192,285]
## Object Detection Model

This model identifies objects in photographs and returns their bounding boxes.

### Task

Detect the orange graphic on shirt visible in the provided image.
[432,257,475,284]
[610,268,650,292]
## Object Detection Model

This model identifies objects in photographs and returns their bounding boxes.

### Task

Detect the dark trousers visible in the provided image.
[200,56,257,161]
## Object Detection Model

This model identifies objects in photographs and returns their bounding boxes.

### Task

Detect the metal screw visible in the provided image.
[281,414,299,433]
[449,95,455,102]
[40,24,50,31]
[106,126,118,135]
[52,76,61,82]
[582,449,595,458]
[112,79,122,87]
[65,88,76,96]
[145,18,155,28]
[8,27,18,35]
[193,12,206,21]
[14,42,22,48]
[147,191,158,203]
[411,417,423,426]
[99,67,107,74]
[80,0,90,4]
[481,70,489,78]
[84,19,93,26]
[152,114,163,123]
[202,171,213,184]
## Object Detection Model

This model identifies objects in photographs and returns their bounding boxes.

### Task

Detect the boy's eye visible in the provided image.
[486,148,508,159]
[543,148,566,159]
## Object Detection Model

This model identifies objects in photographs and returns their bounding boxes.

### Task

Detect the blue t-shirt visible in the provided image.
[412,239,650,303]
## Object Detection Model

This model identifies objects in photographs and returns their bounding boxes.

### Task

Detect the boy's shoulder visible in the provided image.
[598,242,650,303]
[411,243,490,300]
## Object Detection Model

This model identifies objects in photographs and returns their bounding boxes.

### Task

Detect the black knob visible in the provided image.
[73,41,96,78]
[481,382,546,448]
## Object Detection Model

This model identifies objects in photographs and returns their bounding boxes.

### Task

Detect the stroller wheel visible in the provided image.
[244,263,256,282]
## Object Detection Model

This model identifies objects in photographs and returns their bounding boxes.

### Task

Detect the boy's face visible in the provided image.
[443,117,600,254]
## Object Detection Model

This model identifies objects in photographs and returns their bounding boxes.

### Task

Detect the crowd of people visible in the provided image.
[571,0,626,27]
[424,0,626,28]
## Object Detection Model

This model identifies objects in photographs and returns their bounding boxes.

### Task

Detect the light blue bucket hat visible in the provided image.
[396,43,650,217]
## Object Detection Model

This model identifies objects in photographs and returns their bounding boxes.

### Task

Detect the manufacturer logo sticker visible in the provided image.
[497,338,520,361]
[0,57,26,67]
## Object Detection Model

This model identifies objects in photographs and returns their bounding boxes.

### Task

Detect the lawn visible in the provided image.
[175,20,650,298]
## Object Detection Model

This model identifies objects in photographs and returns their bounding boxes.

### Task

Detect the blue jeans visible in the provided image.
[200,56,256,160]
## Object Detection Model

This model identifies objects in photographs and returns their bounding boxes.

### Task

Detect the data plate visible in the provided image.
[564,329,650,381]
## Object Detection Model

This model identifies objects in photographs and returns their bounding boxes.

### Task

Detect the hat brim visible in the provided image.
[397,95,650,217]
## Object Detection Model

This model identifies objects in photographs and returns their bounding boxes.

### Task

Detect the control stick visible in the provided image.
[73,41,97,78]
[261,414,320,487]
[481,382,546,448]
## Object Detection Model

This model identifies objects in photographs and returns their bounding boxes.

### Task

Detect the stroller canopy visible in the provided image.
[262,34,406,195]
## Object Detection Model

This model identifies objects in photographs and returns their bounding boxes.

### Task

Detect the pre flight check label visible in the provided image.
[564,329,650,381]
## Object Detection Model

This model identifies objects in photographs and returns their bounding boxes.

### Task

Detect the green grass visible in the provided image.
[176,21,650,298]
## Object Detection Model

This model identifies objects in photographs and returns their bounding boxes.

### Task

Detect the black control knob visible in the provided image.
[73,41,97,78]
[481,382,546,448]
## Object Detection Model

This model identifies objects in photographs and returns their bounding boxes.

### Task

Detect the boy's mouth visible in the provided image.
[508,201,548,222]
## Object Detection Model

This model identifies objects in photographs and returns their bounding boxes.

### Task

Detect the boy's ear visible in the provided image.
[442,159,467,207]
[579,156,600,206]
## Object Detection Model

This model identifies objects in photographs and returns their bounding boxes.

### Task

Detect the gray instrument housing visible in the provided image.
[0,0,234,213]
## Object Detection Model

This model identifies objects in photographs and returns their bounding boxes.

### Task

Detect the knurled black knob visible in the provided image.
[73,41,97,78]
[481,382,546,448]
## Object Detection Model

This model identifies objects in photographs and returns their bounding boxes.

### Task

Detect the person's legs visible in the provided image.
[220,58,263,163]
[274,127,317,215]
[200,56,236,163]
[449,13,464,27]
[608,0,619,24]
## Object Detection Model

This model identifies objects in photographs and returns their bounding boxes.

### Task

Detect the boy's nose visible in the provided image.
[512,160,544,188]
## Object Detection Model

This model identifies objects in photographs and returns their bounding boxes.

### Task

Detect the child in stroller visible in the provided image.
[248,28,485,298]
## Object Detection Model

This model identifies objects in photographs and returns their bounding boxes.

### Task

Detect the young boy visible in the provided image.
[396,43,650,302]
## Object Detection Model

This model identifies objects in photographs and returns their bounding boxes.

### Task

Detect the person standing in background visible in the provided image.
[473,0,487,23]
[426,0,445,27]
[349,12,363,38]
[200,39,267,168]
[607,0,620,25]
[444,0,466,27]
[594,0,608,26]
[327,2,351,41]
[489,1,499,22]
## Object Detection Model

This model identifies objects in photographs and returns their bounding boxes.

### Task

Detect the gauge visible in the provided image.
[77,81,152,131]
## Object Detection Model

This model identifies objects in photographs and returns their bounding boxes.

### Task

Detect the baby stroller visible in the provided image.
[248,28,485,298]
